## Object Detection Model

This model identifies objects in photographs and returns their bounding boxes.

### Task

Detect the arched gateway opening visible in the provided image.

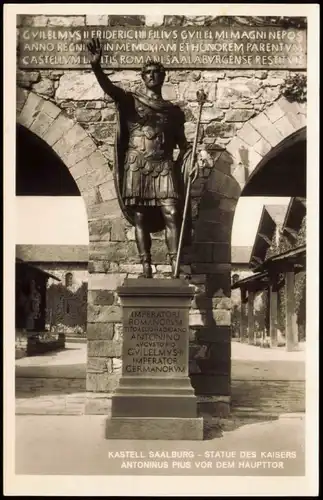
[15,122,89,364]
[192,98,306,413]
[241,127,306,197]
[229,125,306,415]
[16,124,81,196]
[16,90,120,405]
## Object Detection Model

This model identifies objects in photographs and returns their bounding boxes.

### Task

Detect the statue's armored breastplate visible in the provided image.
[127,99,175,160]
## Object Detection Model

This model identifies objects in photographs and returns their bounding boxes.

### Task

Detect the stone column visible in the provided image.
[269,282,278,347]
[240,288,247,342]
[247,290,255,345]
[285,270,298,351]
[105,278,203,440]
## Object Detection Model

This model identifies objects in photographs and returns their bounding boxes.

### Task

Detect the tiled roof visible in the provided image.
[16,258,60,280]
[249,204,288,268]
[282,197,307,232]
[16,245,89,263]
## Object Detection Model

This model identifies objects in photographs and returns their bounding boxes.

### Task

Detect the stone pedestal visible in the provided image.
[105,278,204,440]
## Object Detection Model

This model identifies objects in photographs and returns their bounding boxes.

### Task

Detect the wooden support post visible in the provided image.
[269,283,278,347]
[285,270,298,351]
[248,290,255,345]
[240,289,247,342]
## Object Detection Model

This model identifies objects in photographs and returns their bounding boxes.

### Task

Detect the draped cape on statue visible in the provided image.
[113,91,193,241]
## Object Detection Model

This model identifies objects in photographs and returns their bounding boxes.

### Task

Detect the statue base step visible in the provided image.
[111,375,198,418]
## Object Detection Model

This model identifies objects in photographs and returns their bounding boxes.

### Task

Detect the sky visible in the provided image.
[15,196,291,248]
[231,196,290,247]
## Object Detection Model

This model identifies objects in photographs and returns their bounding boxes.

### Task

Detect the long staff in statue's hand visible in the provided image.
[174,89,207,279]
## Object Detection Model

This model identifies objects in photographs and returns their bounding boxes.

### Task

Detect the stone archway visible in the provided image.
[192,96,306,409]
[206,95,306,194]
[16,88,119,214]
[16,88,125,399]
[196,95,307,256]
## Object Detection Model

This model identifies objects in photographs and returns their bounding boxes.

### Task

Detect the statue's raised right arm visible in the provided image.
[87,38,126,103]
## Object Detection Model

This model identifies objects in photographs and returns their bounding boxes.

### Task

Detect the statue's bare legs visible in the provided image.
[134,204,180,278]
[134,208,152,278]
[160,204,180,276]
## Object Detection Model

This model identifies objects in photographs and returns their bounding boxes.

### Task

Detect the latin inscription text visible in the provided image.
[18,26,307,69]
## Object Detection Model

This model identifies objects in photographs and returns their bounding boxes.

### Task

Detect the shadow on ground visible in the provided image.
[16,362,86,398]
[16,362,86,379]
[16,385,87,398]
[24,347,81,358]
[231,379,305,414]
[202,414,279,440]
[231,359,305,380]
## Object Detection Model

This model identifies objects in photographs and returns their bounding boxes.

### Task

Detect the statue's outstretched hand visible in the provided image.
[87,37,102,66]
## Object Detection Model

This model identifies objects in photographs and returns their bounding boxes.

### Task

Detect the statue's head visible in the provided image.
[141,60,166,89]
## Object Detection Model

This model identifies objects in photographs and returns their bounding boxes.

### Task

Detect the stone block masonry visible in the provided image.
[16,14,307,416]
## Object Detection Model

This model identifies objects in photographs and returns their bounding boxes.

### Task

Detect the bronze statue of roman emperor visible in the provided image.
[87,38,196,277]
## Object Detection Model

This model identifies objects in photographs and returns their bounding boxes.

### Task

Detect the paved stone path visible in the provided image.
[15,341,305,416]
[230,341,305,415]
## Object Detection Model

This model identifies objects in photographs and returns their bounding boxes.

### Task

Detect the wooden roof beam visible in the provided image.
[283,226,298,239]
[258,232,273,246]
[251,256,263,265]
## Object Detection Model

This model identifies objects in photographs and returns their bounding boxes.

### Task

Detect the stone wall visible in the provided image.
[16,14,307,414]
[38,265,88,336]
